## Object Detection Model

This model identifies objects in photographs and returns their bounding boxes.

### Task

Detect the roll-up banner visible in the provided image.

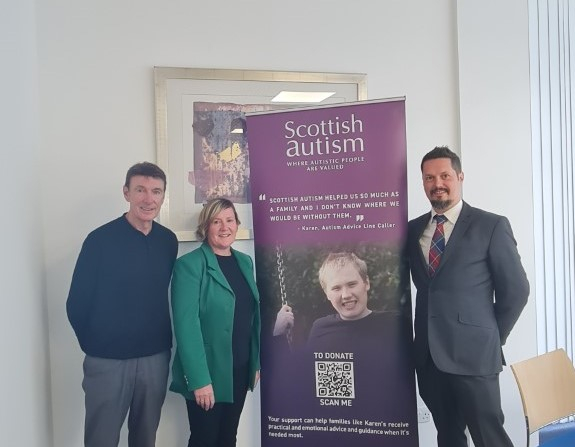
[246,98,418,447]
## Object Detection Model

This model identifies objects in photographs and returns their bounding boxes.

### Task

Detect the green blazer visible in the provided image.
[169,243,261,402]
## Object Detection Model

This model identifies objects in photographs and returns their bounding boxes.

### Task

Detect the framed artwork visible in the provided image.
[154,67,367,241]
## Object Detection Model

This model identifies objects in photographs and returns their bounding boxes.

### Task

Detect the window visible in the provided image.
[529,0,575,356]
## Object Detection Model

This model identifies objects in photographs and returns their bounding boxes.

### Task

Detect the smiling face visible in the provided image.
[322,263,371,321]
[123,175,165,233]
[422,157,464,213]
[206,207,238,255]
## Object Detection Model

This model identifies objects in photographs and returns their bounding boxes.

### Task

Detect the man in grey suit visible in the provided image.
[407,146,529,447]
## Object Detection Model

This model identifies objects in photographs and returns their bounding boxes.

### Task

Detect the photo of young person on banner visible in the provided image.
[257,245,415,443]
[246,99,418,447]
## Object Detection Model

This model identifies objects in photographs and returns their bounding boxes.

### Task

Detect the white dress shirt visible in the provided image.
[419,200,463,263]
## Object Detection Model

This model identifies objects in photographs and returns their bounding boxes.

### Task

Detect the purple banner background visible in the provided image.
[248,100,407,245]
[247,100,418,447]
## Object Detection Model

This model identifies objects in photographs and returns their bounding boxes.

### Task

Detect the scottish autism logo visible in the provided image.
[283,113,366,157]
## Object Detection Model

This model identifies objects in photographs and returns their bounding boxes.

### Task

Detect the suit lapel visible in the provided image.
[233,250,260,302]
[200,243,259,302]
[200,243,233,294]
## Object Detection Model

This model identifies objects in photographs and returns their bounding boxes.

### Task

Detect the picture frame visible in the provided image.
[154,67,368,241]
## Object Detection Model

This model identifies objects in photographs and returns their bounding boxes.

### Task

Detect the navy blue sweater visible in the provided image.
[67,215,178,359]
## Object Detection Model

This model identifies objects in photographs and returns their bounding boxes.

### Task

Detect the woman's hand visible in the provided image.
[253,370,261,388]
[273,304,294,336]
[194,384,215,411]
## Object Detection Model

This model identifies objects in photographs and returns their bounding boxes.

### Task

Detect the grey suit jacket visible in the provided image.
[407,201,529,375]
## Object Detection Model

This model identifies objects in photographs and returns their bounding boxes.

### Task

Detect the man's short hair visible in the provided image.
[124,162,167,189]
[318,252,369,290]
[420,146,462,174]
[195,197,241,241]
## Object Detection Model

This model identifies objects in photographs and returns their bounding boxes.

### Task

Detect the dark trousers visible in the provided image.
[186,366,250,447]
[417,357,513,447]
[82,351,170,447]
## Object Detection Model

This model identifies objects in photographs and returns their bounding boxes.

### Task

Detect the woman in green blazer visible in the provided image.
[170,197,260,447]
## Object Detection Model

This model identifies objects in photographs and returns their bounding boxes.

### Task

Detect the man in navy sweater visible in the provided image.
[67,162,178,447]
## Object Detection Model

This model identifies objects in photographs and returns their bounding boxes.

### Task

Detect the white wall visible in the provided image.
[457,1,536,445]
[1,1,52,446]
[26,0,535,446]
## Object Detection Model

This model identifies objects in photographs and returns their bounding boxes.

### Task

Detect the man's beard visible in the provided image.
[430,199,452,212]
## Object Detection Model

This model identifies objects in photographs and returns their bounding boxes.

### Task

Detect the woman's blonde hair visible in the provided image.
[195,197,241,241]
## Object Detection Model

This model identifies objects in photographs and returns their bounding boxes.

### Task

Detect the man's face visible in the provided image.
[322,263,370,321]
[422,157,464,213]
[123,175,165,226]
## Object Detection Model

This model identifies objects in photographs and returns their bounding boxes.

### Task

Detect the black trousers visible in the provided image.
[186,366,250,447]
[416,357,513,447]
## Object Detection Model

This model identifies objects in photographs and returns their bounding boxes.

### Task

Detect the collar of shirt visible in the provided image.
[420,200,463,260]
[429,199,463,230]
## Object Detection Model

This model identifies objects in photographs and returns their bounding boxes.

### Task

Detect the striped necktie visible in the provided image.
[428,214,447,276]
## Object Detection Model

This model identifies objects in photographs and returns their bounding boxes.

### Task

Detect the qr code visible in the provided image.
[315,361,355,398]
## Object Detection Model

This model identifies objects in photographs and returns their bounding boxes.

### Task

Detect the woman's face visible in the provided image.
[206,207,238,255]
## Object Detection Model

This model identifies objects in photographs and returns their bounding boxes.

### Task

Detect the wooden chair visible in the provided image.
[511,349,575,446]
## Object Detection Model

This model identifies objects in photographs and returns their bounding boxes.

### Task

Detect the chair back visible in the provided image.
[511,349,575,434]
